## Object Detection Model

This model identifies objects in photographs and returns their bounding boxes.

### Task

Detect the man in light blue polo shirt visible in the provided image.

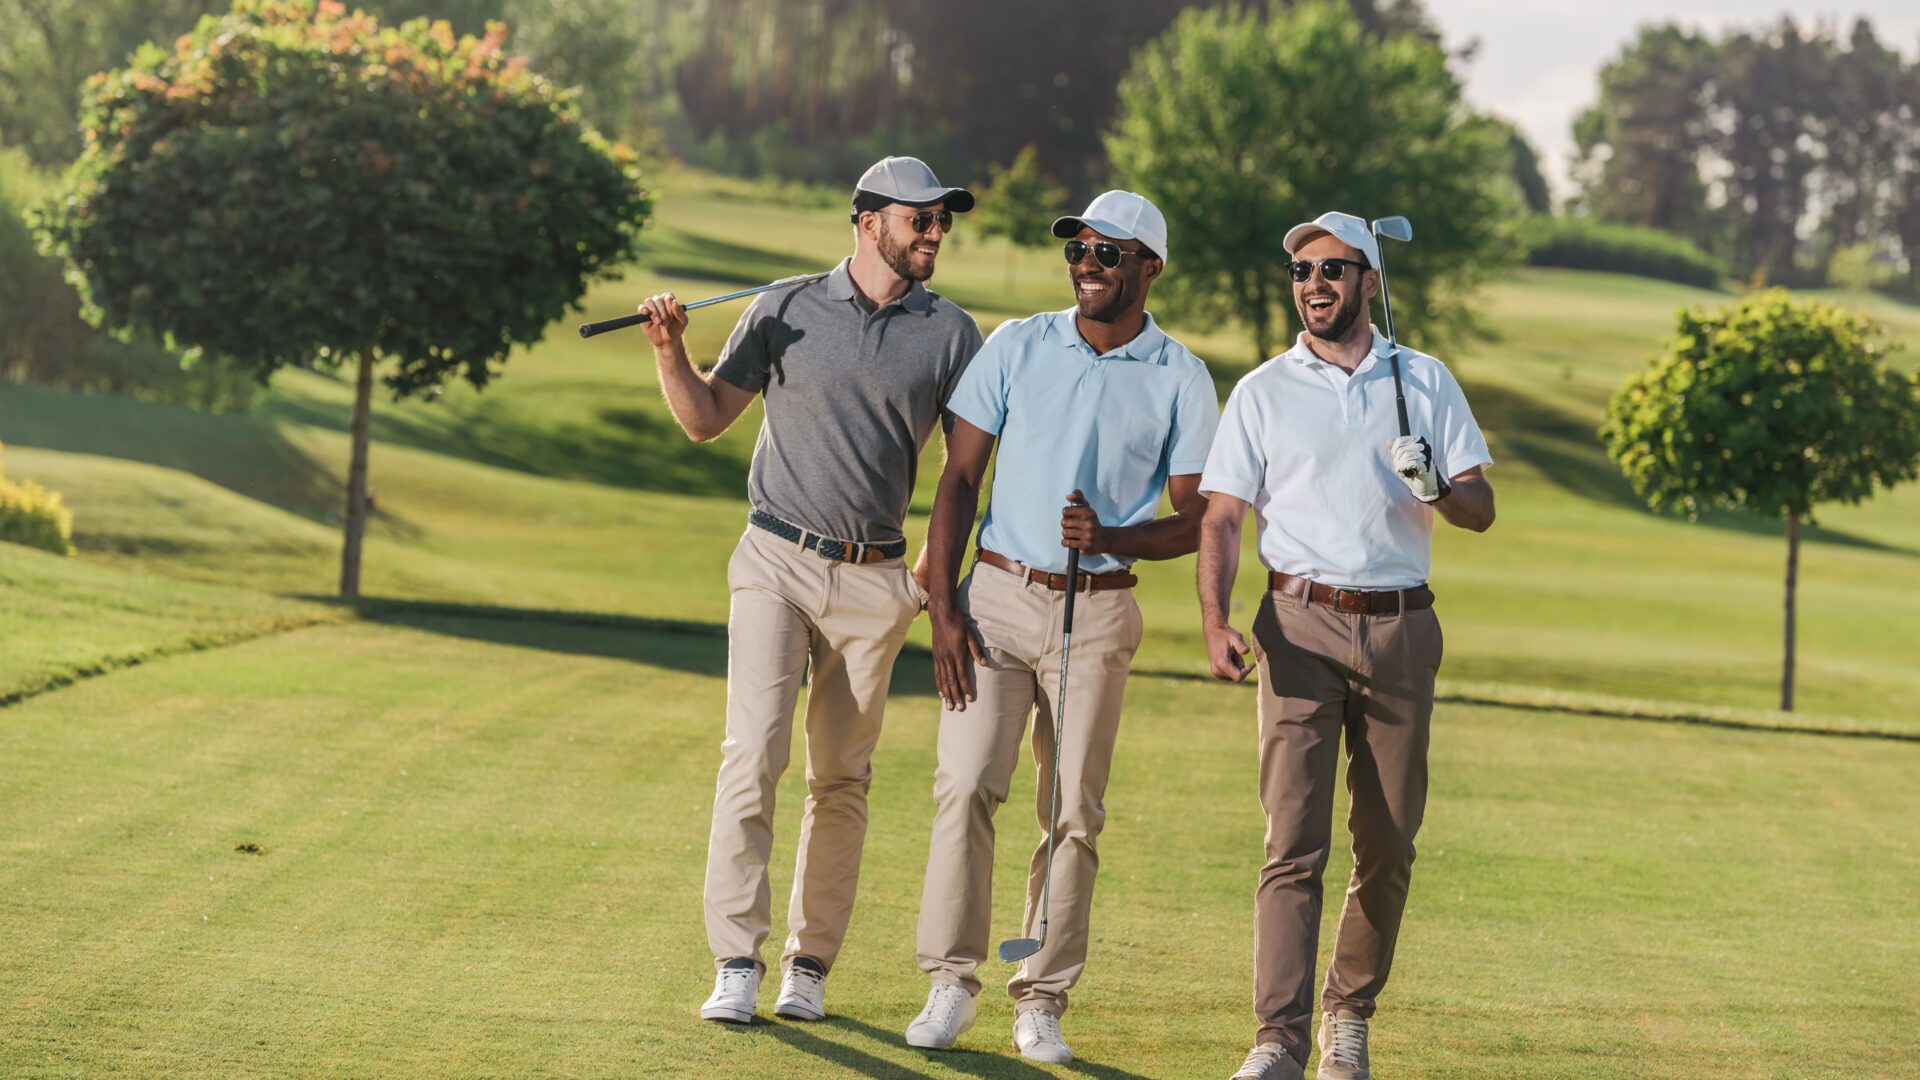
[901,192,1219,1064]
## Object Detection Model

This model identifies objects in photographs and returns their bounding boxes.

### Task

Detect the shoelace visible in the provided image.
[1327,1014,1368,1065]
[1024,1011,1064,1045]
[924,986,965,1027]
[717,967,755,996]
[1232,1044,1289,1078]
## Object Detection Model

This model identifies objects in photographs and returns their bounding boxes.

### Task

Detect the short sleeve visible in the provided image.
[944,320,1018,436]
[1165,365,1221,475]
[1198,378,1265,503]
[937,316,987,433]
[1430,362,1492,478]
[710,293,776,393]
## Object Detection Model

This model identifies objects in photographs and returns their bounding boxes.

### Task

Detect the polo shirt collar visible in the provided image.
[824,257,935,315]
[1285,324,1388,374]
[1046,308,1166,362]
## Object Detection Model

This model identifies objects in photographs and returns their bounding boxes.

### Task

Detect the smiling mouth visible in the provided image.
[1075,279,1113,299]
[913,243,939,257]
[1305,294,1336,313]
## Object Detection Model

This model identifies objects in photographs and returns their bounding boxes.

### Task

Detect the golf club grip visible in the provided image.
[1062,548,1080,634]
[578,311,653,338]
[1391,350,1411,437]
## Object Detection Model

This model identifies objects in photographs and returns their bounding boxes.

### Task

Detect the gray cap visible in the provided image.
[853,156,975,213]
[1052,190,1168,261]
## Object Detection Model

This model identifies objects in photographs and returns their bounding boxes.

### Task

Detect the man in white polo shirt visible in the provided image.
[1197,211,1494,1080]
[902,191,1218,1064]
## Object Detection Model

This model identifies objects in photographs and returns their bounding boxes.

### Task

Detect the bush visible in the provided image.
[1526,215,1725,289]
[0,442,74,556]
[0,143,258,413]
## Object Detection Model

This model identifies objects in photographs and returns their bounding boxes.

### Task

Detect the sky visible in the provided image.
[1431,1,1920,199]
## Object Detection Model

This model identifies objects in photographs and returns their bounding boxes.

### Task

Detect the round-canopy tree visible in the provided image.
[974,144,1069,290]
[34,0,650,595]
[1601,290,1920,711]
[1105,0,1513,363]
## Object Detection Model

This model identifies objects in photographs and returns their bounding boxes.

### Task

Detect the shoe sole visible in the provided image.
[1012,1039,1072,1064]
[700,1005,755,1024]
[773,1001,826,1022]
[905,1015,974,1050]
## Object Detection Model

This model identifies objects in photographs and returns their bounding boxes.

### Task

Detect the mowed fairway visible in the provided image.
[4,168,1920,1076]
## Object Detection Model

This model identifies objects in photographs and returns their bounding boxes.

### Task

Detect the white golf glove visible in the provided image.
[1389,435,1446,503]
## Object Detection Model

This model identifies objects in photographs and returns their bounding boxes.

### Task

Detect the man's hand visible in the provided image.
[638,292,689,350]
[1389,435,1444,503]
[930,605,990,710]
[1060,489,1106,554]
[1204,622,1253,683]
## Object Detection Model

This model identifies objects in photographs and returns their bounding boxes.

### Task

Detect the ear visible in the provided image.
[1363,267,1380,302]
[1145,257,1164,283]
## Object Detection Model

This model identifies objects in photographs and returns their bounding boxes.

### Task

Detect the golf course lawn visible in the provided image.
[3,167,1919,1076]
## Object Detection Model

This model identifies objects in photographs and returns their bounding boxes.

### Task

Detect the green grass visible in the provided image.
[3,166,1919,1075]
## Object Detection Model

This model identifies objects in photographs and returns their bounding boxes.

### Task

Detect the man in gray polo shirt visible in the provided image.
[635,156,984,1026]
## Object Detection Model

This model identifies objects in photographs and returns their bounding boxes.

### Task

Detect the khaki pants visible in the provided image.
[1250,589,1442,1061]
[915,560,1143,1017]
[703,526,925,973]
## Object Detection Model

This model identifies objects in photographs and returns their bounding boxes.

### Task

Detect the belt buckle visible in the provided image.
[1333,588,1369,613]
[815,538,846,562]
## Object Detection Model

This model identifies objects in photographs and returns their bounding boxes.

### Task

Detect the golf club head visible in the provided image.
[998,938,1042,963]
[1372,215,1412,242]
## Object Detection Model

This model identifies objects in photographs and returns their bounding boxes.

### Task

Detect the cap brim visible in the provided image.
[859,186,975,213]
[1053,215,1162,260]
[1282,223,1331,256]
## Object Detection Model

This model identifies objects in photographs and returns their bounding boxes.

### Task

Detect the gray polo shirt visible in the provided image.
[712,258,984,543]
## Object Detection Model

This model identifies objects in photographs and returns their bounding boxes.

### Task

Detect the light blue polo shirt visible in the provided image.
[948,309,1219,575]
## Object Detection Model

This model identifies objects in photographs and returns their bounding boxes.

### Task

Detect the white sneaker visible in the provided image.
[699,959,760,1024]
[1230,1043,1304,1080]
[773,959,827,1021]
[904,984,976,1049]
[1013,1009,1072,1064]
[1317,1009,1371,1080]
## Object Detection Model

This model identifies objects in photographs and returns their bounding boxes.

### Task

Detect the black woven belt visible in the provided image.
[749,509,905,565]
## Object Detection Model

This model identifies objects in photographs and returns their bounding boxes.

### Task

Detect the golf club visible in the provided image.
[577,271,833,338]
[998,495,1086,965]
[1369,215,1417,468]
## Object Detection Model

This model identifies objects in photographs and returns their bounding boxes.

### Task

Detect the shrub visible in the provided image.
[1526,215,1725,289]
[0,442,75,556]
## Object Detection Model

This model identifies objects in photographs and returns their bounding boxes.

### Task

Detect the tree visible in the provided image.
[973,145,1069,289]
[1600,291,1920,711]
[1570,24,1716,247]
[1105,0,1512,362]
[33,0,650,596]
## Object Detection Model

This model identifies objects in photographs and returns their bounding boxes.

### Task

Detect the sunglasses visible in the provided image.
[1287,258,1369,283]
[1064,239,1148,270]
[869,208,954,234]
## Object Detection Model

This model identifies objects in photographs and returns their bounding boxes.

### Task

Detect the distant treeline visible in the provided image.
[1574,17,1920,292]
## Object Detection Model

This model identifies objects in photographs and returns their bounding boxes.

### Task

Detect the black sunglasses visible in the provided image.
[1064,239,1148,270]
[1288,258,1369,283]
[868,208,954,234]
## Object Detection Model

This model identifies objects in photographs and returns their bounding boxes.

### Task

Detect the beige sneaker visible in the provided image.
[1013,1009,1072,1064]
[1316,1009,1370,1080]
[1229,1042,1304,1079]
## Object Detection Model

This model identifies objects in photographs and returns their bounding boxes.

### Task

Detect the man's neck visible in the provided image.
[1076,309,1147,356]
[1303,324,1374,373]
[847,252,912,310]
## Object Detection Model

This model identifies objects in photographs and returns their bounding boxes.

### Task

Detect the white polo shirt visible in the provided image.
[1199,326,1490,589]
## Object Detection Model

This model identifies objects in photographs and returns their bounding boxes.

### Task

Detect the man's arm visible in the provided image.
[1060,475,1208,561]
[1197,493,1253,683]
[1435,465,1494,532]
[638,291,757,443]
[925,419,997,709]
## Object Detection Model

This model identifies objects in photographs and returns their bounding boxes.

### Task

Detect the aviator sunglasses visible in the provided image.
[1064,239,1148,269]
[1287,257,1369,283]
[867,207,954,233]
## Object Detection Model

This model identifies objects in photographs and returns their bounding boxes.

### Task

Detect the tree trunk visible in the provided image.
[338,347,375,598]
[1780,512,1799,712]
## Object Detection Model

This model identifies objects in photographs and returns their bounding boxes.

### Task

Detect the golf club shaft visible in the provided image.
[1033,503,1086,951]
[1373,234,1412,439]
[577,274,825,339]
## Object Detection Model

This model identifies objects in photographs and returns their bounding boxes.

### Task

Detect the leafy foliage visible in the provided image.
[0,441,75,556]
[1105,0,1513,360]
[1601,290,1920,522]
[974,145,1069,250]
[32,0,651,398]
[1526,215,1724,290]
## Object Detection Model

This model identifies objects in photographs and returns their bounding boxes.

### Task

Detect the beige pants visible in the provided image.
[915,560,1143,1017]
[1250,589,1443,1062]
[703,526,925,973]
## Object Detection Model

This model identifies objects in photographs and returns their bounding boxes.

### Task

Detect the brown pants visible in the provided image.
[703,527,925,974]
[1250,589,1442,1061]
[915,560,1143,1016]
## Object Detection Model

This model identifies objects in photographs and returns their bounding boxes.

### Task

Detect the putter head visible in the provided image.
[1372,215,1413,242]
[998,938,1042,963]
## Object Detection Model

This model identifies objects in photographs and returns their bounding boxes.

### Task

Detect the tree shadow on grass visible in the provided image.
[336,596,938,698]
[1463,378,1917,557]
[635,225,824,288]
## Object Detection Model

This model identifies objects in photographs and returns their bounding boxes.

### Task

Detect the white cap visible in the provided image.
[853,155,974,212]
[1052,190,1169,261]
[1282,211,1381,272]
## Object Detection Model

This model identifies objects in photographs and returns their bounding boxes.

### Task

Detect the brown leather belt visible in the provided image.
[977,549,1137,592]
[1267,570,1433,614]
